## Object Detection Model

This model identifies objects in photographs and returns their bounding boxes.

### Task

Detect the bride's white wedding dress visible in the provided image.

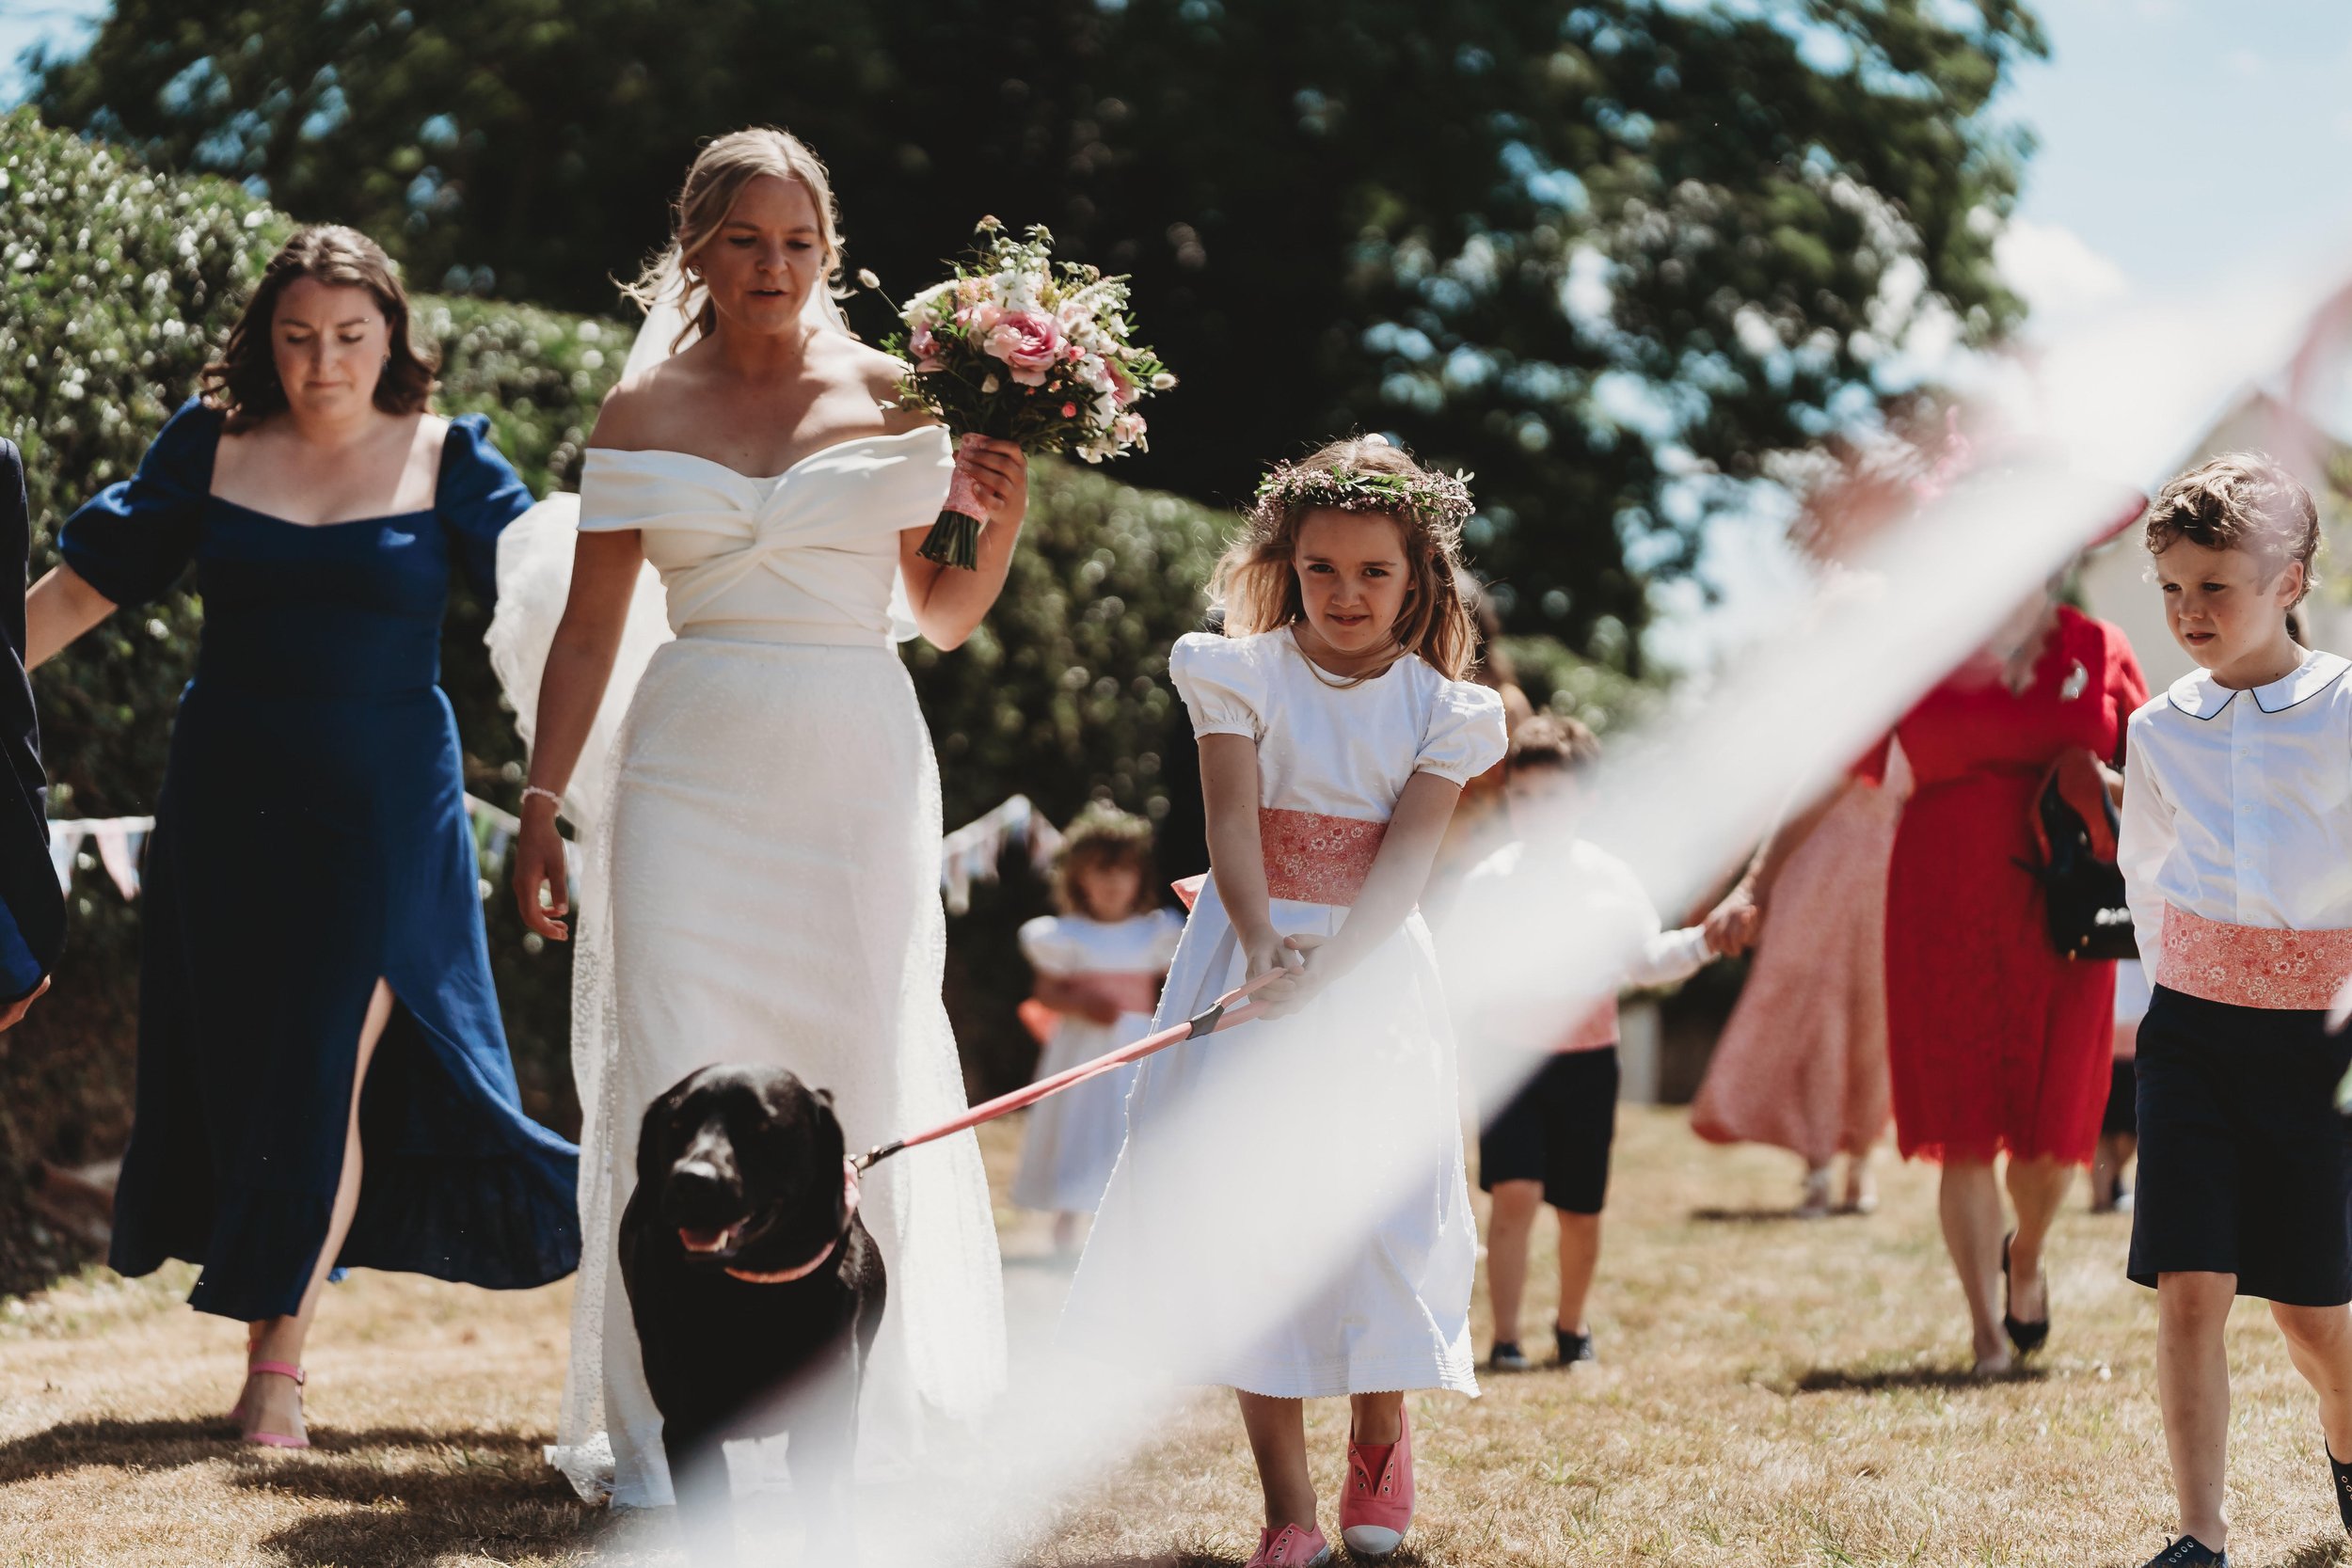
[493,303,1006,1507]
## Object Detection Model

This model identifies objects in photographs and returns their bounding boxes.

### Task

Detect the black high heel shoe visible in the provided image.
[2001,1232,2049,1355]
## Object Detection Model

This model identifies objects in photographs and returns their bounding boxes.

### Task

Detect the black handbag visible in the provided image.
[2020,767,2137,961]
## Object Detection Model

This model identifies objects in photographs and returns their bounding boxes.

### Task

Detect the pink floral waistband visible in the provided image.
[2158,903,2352,1011]
[1169,808,1390,912]
[1259,808,1387,907]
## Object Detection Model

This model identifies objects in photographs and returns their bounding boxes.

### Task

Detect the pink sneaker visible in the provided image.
[1341,1405,1413,1557]
[1244,1523,1332,1567]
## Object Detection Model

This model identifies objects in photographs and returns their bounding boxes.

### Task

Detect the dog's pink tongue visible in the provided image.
[678,1227,727,1252]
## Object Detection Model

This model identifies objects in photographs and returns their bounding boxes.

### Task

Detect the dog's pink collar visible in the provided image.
[725,1159,861,1286]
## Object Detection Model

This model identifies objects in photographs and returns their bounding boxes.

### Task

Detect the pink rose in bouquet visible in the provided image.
[909,324,945,373]
[983,309,1064,386]
[1103,358,1139,406]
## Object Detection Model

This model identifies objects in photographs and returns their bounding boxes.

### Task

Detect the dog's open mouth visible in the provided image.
[677,1222,746,1256]
[675,1202,786,1262]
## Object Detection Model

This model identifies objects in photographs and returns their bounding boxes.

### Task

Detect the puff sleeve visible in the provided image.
[1168,631,1266,742]
[59,397,220,607]
[437,414,535,602]
[1018,915,1082,975]
[1415,678,1507,784]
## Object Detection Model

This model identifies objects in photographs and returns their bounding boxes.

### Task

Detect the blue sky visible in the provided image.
[1995,0,2352,325]
[0,2,101,104]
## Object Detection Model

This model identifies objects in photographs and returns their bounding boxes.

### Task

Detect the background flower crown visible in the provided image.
[1250,460,1476,537]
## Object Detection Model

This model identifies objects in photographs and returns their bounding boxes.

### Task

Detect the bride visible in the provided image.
[505,127,1019,1506]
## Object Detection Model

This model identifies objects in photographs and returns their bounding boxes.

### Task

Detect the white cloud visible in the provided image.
[1995,218,2131,327]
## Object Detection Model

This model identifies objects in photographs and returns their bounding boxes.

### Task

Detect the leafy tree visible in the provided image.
[34,0,2045,658]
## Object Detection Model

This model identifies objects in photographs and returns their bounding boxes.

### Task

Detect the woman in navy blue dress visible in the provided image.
[25,226,578,1447]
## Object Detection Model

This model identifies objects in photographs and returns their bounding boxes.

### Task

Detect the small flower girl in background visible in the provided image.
[1013,806,1184,1256]
[1061,436,1505,1567]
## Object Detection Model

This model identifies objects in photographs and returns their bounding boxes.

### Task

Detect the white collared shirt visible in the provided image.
[1445,838,1712,1052]
[2117,647,2352,972]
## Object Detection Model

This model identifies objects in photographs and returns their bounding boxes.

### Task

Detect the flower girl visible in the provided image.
[1013,806,1184,1253]
[1062,436,1505,1566]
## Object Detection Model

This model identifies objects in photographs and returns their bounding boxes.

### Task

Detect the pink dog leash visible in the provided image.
[851,971,1284,1173]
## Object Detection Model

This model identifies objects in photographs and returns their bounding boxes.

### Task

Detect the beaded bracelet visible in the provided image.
[521,784,564,815]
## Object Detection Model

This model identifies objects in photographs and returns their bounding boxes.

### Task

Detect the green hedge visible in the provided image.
[0,108,1248,1287]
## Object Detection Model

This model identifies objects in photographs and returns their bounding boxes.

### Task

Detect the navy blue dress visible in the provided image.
[63,398,580,1322]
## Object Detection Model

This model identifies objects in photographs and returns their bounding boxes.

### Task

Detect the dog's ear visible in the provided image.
[812,1087,834,1108]
[636,1069,703,1189]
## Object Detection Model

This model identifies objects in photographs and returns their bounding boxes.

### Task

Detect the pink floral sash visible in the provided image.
[2158,903,2352,1011]
[1259,808,1387,907]
[1168,808,1390,911]
[1559,1001,1619,1053]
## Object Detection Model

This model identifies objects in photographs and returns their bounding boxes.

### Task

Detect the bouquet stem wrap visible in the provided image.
[919,434,991,570]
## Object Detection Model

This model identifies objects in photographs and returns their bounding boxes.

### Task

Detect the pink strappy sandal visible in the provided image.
[241,1360,309,1449]
[228,1324,270,1423]
[1243,1523,1331,1567]
[1341,1404,1414,1557]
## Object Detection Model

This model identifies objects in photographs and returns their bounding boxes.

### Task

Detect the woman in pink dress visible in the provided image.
[1691,748,1909,1215]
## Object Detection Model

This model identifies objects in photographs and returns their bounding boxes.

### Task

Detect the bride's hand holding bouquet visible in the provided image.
[890,218,1174,567]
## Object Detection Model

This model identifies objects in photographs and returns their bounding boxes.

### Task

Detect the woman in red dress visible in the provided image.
[1880,594,2146,1369]
[1718,590,2146,1372]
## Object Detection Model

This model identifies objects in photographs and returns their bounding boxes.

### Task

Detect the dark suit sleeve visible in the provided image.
[0,441,63,994]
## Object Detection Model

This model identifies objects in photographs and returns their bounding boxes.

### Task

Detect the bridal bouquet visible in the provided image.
[890,218,1174,567]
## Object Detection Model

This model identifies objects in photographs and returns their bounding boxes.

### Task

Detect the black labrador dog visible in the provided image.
[621,1064,886,1563]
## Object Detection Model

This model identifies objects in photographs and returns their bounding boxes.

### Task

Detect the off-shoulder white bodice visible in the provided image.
[579,427,954,646]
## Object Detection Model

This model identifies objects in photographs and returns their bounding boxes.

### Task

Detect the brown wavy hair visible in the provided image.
[1052,804,1160,919]
[2143,451,2321,606]
[200,226,437,432]
[1210,436,1476,679]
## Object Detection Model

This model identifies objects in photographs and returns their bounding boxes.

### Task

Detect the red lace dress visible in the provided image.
[1865,605,2148,1164]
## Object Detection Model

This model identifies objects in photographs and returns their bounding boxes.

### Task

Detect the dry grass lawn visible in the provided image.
[1,1108,2346,1566]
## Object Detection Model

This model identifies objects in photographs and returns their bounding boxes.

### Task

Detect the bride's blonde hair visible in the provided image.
[624,127,854,350]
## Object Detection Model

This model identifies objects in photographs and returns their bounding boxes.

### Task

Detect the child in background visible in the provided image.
[1062,435,1505,1567]
[2091,958,2148,1214]
[1013,806,1184,1255]
[1449,716,1727,1370]
[2114,455,2352,1567]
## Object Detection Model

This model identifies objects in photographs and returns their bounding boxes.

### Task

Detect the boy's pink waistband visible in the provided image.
[2158,903,2352,1011]
[1170,808,1390,911]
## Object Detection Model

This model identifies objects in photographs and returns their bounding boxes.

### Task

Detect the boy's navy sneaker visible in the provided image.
[1555,1327,1595,1367]
[2140,1536,2226,1567]
[1486,1341,1531,1372]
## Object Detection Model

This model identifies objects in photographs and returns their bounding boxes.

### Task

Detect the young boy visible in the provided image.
[2115,454,2352,1566]
[1449,716,1725,1370]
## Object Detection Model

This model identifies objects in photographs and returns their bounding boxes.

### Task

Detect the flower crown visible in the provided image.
[1251,459,1475,537]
